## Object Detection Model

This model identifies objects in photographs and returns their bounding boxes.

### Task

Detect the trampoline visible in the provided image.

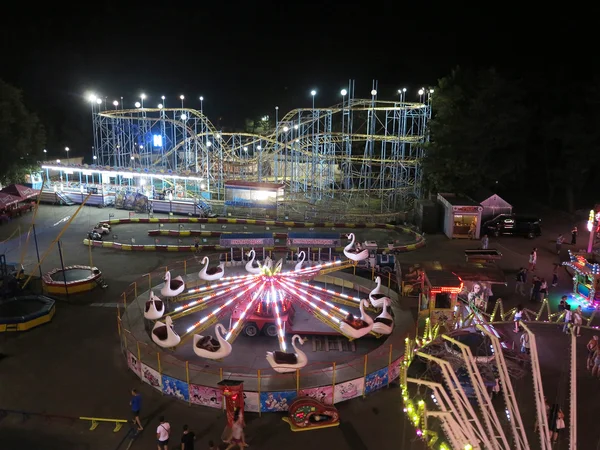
[42,265,104,295]
[0,295,55,332]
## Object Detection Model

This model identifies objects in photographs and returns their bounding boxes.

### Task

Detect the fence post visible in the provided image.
[332,362,336,398]
[157,352,163,395]
[220,368,225,411]
[362,354,368,398]
[185,361,191,406]
[122,292,127,308]
[184,260,187,275]
[387,344,393,388]
[257,369,261,417]
[388,272,391,289]
[296,369,300,394]
[137,341,141,362]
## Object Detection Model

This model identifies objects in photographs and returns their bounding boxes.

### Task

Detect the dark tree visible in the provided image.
[423,68,529,195]
[0,80,45,184]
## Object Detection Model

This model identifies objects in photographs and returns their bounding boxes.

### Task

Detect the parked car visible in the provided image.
[482,214,541,239]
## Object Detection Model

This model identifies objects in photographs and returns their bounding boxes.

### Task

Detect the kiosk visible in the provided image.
[419,270,463,328]
[563,251,600,306]
[437,193,483,239]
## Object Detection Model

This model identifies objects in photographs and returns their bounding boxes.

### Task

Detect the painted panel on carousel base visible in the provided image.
[162,375,190,402]
[365,367,389,394]
[141,363,162,391]
[333,378,364,403]
[190,384,222,409]
[243,392,260,412]
[127,351,142,378]
[388,357,402,383]
[260,391,297,412]
[298,386,333,405]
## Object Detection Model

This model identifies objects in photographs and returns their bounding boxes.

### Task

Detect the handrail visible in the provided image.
[79,416,128,432]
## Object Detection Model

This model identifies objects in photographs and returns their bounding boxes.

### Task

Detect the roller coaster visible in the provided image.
[91,82,432,220]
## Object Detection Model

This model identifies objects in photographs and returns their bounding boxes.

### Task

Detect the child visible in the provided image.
[552,264,559,287]
[514,304,523,333]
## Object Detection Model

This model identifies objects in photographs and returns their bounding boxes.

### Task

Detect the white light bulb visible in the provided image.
[135,102,141,108]
[180,95,185,100]
[161,95,165,100]
[181,114,187,120]
[96,98,102,104]
[199,96,204,101]
[283,126,289,132]
[418,89,424,96]
[340,89,347,96]
[140,93,146,99]
[310,90,316,96]
[371,89,377,96]
[113,100,119,106]
[158,104,163,109]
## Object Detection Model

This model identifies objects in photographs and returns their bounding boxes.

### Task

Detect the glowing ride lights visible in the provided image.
[146,237,388,371]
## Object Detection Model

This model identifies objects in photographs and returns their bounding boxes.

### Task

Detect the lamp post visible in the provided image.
[140,93,146,109]
[180,95,185,109]
[310,90,316,109]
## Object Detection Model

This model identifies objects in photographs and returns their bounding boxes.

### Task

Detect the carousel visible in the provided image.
[144,235,397,373]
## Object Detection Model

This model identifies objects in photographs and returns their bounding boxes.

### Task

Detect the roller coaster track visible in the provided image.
[98,100,426,166]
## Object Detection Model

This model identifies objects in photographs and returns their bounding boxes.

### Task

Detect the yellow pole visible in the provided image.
[133,282,137,299]
[184,260,187,275]
[363,354,368,397]
[123,327,128,349]
[388,272,391,288]
[148,273,151,290]
[371,267,375,281]
[137,341,141,362]
[88,239,94,270]
[122,292,127,309]
[185,361,191,406]
[296,369,300,394]
[353,265,356,276]
[387,344,393,388]
[117,315,121,337]
[220,368,225,411]
[257,369,262,417]
[18,172,46,268]
[332,362,336,394]
[22,193,92,289]
[157,353,163,395]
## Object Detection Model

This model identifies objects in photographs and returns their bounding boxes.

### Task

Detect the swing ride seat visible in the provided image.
[272,351,298,365]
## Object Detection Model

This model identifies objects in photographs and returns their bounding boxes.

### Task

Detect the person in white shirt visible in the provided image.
[562,305,572,334]
[156,416,171,450]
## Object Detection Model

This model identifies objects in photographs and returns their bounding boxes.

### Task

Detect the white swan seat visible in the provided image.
[343,233,369,262]
[144,292,165,320]
[245,249,262,274]
[160,271,185,297]
[295,251,306,271]
[199,257,225,281]
[193,324,232,359]
[372,299,394,335]
[266,334,307,373]
[369,276,391,308]
[152,316,181,348]
[339,299,373,339]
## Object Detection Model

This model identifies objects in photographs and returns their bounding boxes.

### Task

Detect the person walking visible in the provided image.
[571,226,578,245]
[528,248,537,271]
[130,389,143,431]
[551,264,560,287]
[572,306,583,337]
[156,416,171,450]
[520,331,530,354]
[481,234,489,250]
[181,424,196,450]
[549,405,565,444]
[562,305,572,334]
[224,410,248,449]
[530,276,541,303]
[514,304,523,333]
[539,278,548,301]
[556,234,565,255]
[587,335,599,370]
[515,268,527,296]
[592,345,600,377]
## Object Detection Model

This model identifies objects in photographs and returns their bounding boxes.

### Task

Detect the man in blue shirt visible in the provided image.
[130,389,143,431]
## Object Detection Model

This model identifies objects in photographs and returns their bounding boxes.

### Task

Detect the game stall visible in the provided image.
[418,270,464,328]
[563,251,600,306]
[437,193,483,239]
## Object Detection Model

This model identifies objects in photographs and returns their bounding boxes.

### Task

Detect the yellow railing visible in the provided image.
[79,416,128,432]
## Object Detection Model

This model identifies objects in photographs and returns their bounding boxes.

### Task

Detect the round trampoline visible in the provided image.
[0,295,56,332]
[42,265,104,295]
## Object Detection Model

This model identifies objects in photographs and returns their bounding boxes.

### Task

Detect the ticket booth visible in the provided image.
[419,270,464,327]
[437,193,483,239]
[563,251,600,307]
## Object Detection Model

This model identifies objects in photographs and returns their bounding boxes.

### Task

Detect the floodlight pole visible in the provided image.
[569,328,577,450]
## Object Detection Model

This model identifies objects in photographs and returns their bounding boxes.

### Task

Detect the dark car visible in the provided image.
[482,214,541,239]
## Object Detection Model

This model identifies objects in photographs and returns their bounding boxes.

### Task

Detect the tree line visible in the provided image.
[422,67,600,212]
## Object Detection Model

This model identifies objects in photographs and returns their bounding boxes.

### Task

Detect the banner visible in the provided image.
[190,384,222,408]
[220,233,274,248]
[288,232,340,248]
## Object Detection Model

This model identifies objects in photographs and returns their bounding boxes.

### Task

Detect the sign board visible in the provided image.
[220,233,274,248]
[452,206,482,213]
[288,232,341,248]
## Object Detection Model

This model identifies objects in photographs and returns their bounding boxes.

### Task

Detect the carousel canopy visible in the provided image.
[0,192,21,209]
[1,184,39,200]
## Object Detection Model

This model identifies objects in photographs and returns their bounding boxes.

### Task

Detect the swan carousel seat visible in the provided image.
[339,300,374,339]
[295,251,306,271]
[151,316,181,348]
[245,249,263,275]
[266,334,307,373]
[343,233,369,262]
[193,323,232,359]
[198,257,225,281]
[369,276,391,309]
[372,299,394,335]
[144,291,165,320]
[160,271,185,297]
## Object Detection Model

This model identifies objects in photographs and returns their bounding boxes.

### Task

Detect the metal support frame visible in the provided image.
[569,327,577,450]
[416,351,492,449]
[90,81,430,219]
[477,325,530,449]
[441,335,510,450]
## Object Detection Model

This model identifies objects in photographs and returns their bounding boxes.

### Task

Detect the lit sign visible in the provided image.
[452,206,482,213]
[153,135,163,147]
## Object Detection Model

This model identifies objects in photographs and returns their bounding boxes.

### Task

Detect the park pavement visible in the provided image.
[0,203,594,449]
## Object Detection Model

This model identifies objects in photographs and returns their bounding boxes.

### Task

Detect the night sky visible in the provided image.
[0,3,588,155]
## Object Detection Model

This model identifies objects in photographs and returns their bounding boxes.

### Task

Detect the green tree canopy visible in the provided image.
[0,80,45,184]
[422,67,530,195]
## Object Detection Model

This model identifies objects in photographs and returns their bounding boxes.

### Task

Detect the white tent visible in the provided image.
[472,190,512,219]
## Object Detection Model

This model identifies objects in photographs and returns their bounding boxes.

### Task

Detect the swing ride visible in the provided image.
[142,234,396,372]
